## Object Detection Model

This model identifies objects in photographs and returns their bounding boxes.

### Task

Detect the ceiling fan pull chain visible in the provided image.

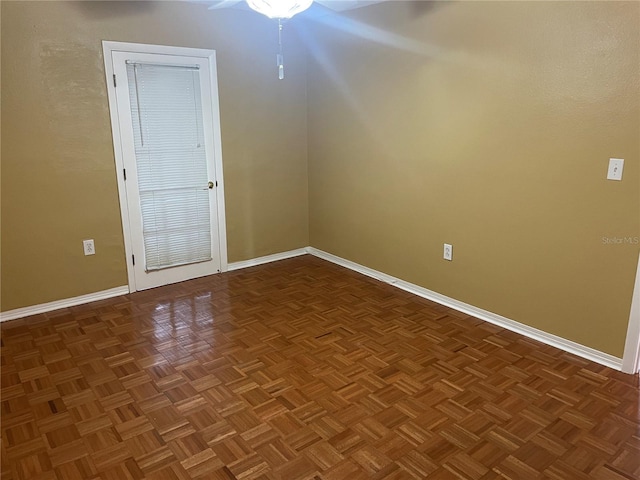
[277,19,284,80]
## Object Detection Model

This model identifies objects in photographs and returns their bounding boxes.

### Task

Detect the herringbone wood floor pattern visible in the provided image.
[1,255,639,479]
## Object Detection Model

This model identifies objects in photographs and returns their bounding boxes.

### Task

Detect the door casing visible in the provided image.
[622,252,640,374]
[103,41,228,292]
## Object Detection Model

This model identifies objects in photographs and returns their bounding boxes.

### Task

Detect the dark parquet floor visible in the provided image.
[1,255,639,479]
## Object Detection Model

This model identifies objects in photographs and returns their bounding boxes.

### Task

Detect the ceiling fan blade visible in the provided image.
[207,0,244,10]
[314,0,387,12]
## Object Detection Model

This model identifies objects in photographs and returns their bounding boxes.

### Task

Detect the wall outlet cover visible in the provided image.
[444,243,453,261]
[83,239,95,256]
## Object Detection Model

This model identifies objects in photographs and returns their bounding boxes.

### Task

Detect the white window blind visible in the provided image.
[126,62,212,271]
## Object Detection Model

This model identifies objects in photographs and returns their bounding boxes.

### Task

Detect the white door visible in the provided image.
[104,43,227,291]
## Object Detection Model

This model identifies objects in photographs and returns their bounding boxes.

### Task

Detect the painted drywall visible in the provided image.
[306,1,639,357]
[1,1,309,311]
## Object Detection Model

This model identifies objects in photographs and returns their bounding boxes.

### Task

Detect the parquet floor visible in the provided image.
[1,255,639,480]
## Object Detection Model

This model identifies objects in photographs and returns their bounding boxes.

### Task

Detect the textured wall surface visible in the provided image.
[1,1,309,311]
[3,1,638,359]
[306,1,639,357]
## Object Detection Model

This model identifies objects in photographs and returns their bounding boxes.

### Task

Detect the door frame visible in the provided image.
[622,251,640,374]
[102,41,228,292]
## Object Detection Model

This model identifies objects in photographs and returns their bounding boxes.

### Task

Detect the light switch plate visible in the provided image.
[607,158,624,181]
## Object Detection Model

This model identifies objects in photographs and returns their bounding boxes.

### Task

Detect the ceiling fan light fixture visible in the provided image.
[246,0,313,19]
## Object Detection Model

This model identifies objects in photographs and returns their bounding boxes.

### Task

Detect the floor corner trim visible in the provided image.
[227,248,308,272]
[306,247,623,371]
[0,286,130,322]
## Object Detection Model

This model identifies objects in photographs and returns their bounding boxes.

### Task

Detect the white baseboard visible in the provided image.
[0,286,130,322]
[1,247,309,322]
[227,248,308,272]
[306,247,623,371]
[1,248,625,372]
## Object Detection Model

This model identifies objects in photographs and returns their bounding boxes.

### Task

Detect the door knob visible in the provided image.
[208,181,214,189]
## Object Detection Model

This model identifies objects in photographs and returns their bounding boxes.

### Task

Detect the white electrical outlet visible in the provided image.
[444,243,453,261]
[83,239,95,256]
[607,158,624,181]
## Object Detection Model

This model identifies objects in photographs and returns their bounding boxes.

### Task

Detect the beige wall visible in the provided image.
[1,1,309,311]
[307,1,639,357]
[3,1,638,360]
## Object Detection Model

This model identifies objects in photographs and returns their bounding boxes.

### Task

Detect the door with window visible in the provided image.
[104,43,227,291]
